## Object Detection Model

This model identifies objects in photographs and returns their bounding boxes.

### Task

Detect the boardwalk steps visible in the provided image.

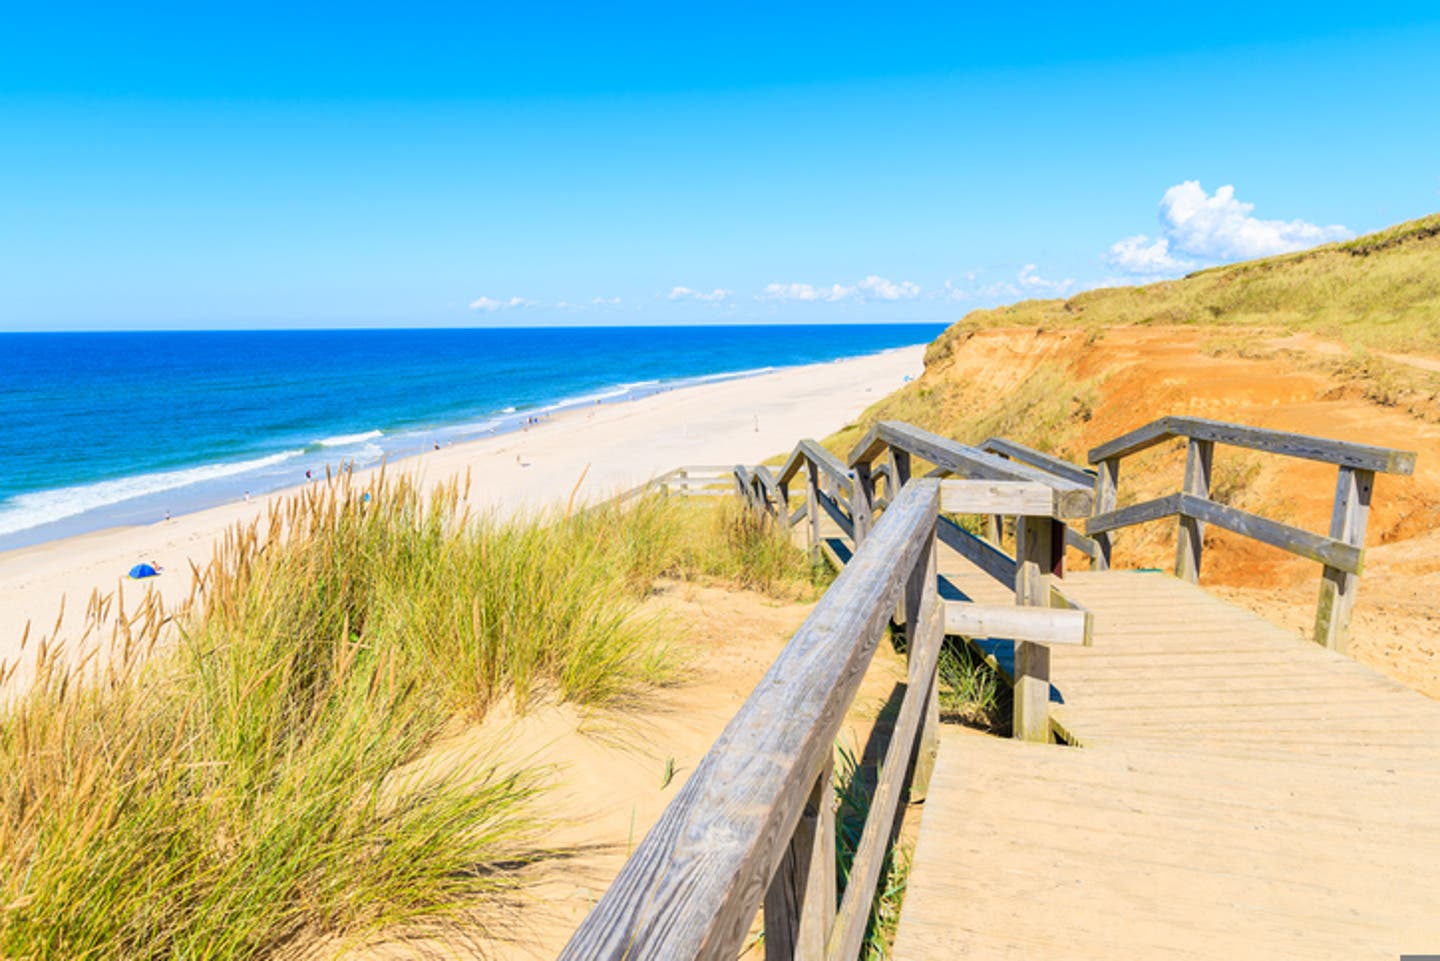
[893,573,1440,960]
[561,417,1430,961]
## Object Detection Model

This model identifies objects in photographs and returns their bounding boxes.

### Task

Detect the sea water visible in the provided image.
[0,325,944,550]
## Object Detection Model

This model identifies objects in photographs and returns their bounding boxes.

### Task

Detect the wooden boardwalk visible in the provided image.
[893,569,1440,960]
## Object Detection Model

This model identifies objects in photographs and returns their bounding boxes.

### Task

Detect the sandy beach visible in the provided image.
[0,345,923,673]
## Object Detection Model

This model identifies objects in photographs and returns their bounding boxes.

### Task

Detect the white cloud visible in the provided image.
[1161,181,1350,260]
[938,279,968,302]
[762,275,920,304]
[856,275,921,301]
[668,286,733,303]
[590,296,621,306]
[1016,264,1076,294]
[1106,234,1193,275]
[1108,180,1351,276]
[469,294,537,311]
[762,282,853,302]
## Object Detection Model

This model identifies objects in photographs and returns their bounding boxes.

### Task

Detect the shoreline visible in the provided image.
[0,344,924,673]
[1,327,944,553]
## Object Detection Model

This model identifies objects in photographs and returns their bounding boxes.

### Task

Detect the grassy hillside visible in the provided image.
[927,211,1440,366]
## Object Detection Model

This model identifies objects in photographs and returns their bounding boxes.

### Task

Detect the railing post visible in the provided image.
[1175,439,1214,583]
[763,756,835,961]
[805,459,822,564]
[1014,516,1062,743]
[890,448,912,495]
[1314,466,1373,653]
[1093,456,1120,570]
[851,462,875,546]
[904,514,941,801]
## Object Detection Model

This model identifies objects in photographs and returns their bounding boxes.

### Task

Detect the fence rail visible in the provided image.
[558,480,944,961]
[1083,416,1415,652]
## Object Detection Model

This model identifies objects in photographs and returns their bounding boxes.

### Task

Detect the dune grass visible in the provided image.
[0,473,814,958]
[926,211,1440,356]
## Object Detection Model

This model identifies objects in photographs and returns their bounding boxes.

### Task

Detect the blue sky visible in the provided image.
[2,2,1438,330]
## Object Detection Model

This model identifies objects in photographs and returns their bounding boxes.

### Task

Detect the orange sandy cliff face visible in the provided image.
[912,324,1440,698]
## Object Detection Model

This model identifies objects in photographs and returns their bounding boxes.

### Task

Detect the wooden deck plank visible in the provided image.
[892,564,1440,961]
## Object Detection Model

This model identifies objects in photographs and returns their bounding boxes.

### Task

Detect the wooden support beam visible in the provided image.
[1314,466,1374,654]
[763,758,834,961]
[851,463,875,546]
[1178,495,1362,574]
[939,479,1058,517]
[943,601,1092,646]
[904,522,940,802]
[805,460,822,564]
[936,516,1017,588]
[980,437,1097,488]
[1092,456,1120,571]
[1013,516,1061,743]
[557,483,940,961]
[1175,439,1214,583]
[1088,415,1417,475]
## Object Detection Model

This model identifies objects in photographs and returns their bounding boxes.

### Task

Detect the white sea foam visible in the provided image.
[0,449,304,538]
[314,430,382,447]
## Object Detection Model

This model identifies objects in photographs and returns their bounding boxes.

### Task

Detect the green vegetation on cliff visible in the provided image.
[930,211,1440,365]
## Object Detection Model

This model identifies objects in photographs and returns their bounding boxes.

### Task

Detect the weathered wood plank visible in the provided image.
[1085,492,1181,535]
[938,479,1058,516]
[1314,466,1374,653]
[980,436,1097,488]
[816,490,855,542]
[1178,494,1362,574]
[763,760,832,961]
[944,601,1092,646]
[558,481,940,961]
[827,551,944,961]
[1087,415,1417,474]
[936,516,1017,587]
[1013,516,1059,743]
[848,421,1094,518]
[778,439,855,496]
[1174,439,1213,583]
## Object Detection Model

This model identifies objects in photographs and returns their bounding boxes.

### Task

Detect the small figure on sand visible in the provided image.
[243,490,251,502]
[305,469,313,480]
[433,441,440,451]
[754,414,760,433]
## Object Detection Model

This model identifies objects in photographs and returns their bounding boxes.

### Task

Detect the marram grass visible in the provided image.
[0,471,811,958]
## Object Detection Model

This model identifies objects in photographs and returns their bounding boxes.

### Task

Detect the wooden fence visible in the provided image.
[1084,415,1415,652]
[558,479,944,961]
[740,421,1094,744]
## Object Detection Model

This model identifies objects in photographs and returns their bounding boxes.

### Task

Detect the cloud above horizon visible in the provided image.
[1108,181,1351,275]
[762,274,921,303]
[668,285,733,302]
[469,294,538,311]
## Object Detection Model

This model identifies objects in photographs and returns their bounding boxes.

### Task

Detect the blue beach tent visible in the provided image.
[128,563,159,579]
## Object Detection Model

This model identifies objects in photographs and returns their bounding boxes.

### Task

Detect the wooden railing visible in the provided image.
[615,465,736,504]
[740,421,1094,744]
[1084,415,1416,653]
[559,480,944,961]
[559,474,1092,961]
[976,436,1104,564]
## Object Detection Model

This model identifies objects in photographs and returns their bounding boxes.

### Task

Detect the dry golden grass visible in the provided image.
[927,212,1440,358]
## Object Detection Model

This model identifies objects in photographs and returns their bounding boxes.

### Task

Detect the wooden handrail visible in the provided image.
[979,437,1096,488]
[1088,415,1416,475]
[849,421,1093,519]
[558,481,943,961]
[778,439,853,497]
[1084,416,1416,653]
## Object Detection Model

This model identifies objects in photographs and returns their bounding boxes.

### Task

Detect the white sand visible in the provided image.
[0,345,923,671]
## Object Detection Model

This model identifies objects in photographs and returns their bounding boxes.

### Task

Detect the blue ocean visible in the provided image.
[0,325,944,550]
